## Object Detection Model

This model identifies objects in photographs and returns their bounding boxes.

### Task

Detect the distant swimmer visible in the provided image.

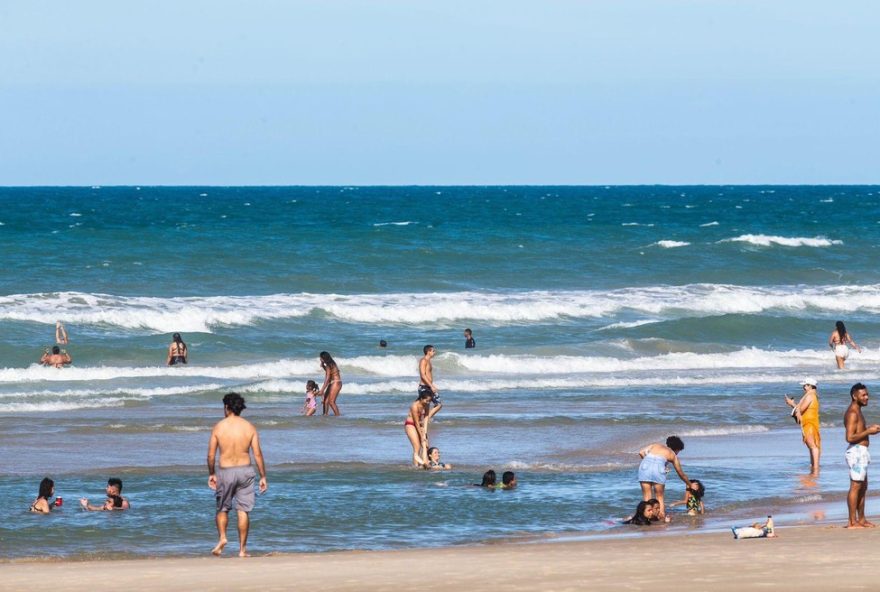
[319,351,342,416]
[379,340,388,348]
[785,377,821,475]
[167,333,188,366]
[844,383,880,528]
[637,436,691,520]
[464,328,475,349]
[55,321,68,345]
[40,346,71,368]
[208,393,268,556]
[830,321,860,369]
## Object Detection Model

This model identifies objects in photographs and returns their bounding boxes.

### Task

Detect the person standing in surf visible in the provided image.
[637,436,691,520]
[785,377,822,475]
[166,333,188,366]
[830,320,860,369]
[319,351,342,416]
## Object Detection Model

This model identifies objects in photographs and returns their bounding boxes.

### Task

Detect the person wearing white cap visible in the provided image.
[785,378,821,475]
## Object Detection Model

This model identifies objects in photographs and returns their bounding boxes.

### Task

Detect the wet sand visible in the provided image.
[4,522,880,592]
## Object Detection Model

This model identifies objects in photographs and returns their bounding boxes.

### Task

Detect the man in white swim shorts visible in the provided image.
[208,393,268,556]
[843,383,880,528]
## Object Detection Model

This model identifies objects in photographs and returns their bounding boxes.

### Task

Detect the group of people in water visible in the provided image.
[30,476,130,514]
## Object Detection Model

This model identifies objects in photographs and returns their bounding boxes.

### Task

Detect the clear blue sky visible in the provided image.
[1,1,877,185]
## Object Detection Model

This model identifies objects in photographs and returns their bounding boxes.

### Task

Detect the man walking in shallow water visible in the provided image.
[844,383,880,528]
[207,392,267,556]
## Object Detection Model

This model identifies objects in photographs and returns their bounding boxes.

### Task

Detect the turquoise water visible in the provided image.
[2,185,880,558]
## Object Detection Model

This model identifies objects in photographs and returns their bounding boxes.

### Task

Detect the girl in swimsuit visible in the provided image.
[30,477,55,514]
[302,380,320,416]
[166,333,188,366]
[55,321,68,345]
[425,446,452,470]
[829,320,860,369]
[319,351,342,416]
[405,389,439,467]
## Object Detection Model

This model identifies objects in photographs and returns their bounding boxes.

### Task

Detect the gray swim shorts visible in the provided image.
[215,465,256,513]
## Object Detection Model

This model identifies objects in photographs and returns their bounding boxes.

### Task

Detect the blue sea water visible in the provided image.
[2,185,880,558]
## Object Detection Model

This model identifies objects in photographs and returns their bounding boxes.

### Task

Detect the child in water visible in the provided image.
[670,479,705,515]
[302,380,320,416]
[497,471,517,489]
[424,447,452,470]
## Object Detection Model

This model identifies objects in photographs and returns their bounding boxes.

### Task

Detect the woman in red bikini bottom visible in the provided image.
[405,389,441,467]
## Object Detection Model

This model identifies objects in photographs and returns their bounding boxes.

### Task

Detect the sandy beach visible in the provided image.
[4,523,880,592]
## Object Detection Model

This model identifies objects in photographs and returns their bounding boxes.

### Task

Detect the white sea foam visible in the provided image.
[699,221,719,227]
[5,284,880,332]
[622,223,654,227]
[654,240,690,248]
[721,234,843,248]
[373,221,417,227]
[2,348,877,386]
[679,425,770,437]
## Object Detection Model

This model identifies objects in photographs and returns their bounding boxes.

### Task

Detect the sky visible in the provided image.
[1,1,877,185]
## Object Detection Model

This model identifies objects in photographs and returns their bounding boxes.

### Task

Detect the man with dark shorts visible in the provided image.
[844,383,880,528]
[207,392,267,557]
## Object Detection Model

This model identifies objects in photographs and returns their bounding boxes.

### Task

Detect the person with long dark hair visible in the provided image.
[829,321,860,369]
[623,500,655,525]
[167,333,188,366]
[30,477,55,513]
[319,351,342,415]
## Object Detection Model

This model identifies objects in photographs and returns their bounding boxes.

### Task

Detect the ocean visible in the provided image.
[2,185,879,559]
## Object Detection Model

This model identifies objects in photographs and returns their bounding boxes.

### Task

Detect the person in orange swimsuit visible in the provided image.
[785,377,821,475]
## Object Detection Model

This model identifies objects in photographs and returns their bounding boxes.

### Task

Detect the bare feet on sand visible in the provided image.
[211,538,227,556]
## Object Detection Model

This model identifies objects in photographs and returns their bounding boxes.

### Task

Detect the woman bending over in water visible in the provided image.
[167,333,188,366]
[829,321,860,369]
[319,351,342,415]
[405,388,442,466]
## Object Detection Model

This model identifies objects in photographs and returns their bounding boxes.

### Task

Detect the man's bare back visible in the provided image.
[210,415,259,469]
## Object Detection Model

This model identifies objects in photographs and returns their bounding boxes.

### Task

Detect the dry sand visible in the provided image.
[4,524,880,592]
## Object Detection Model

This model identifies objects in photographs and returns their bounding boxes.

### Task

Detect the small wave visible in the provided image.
[699,221,719,227]
[503,460,629,473]
[373,221,416,227]
[720,234,842,248]
[654,240,690,248]
[4,283,880,330]
[621,223,654,227]
[679,425,770,437]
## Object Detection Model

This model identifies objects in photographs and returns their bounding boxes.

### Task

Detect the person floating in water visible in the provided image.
[829,320,860,369]
[167,333,188,366]
[464,328,475,349]
[55,321,69,345]
[80,477,130,511]
[40,346,71,368]
[30,477,56,514]
[785,377,821,475]
[424,447,452,470]
[498,471,516,489]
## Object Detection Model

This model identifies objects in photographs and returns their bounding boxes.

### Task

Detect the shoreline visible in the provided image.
[4,521,880,592]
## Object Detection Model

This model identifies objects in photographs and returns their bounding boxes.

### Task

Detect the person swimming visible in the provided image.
[424,447,452,470]
[475,470,497,488]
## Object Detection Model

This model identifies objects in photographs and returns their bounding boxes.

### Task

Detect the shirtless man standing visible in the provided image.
[207,392,267,557]
[844,383,880,528]
[418,345,441,449]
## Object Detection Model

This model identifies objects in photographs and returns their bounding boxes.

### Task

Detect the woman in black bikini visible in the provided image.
[166,333,188,366]
[319,351,342,416]
[30,477,55,513]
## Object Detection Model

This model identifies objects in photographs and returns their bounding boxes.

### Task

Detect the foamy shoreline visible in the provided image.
[4,522,880,592]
